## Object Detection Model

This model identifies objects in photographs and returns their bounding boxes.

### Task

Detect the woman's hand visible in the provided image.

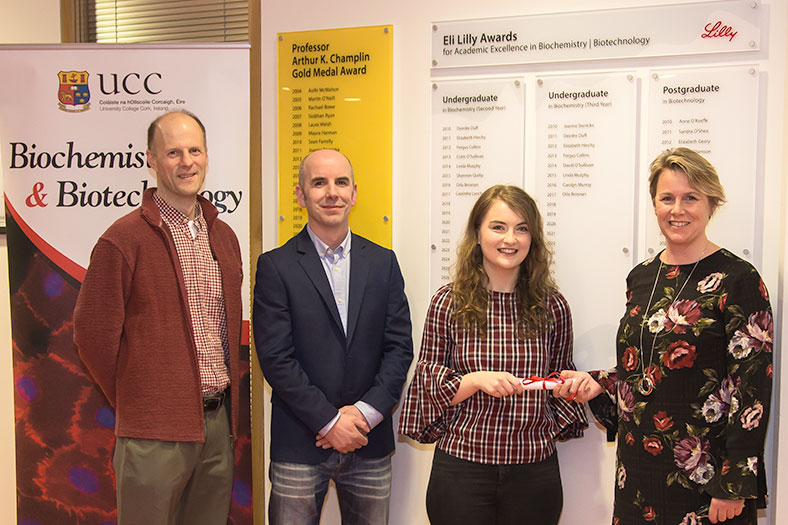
[708,497,744,523]
[471,371,524,398]
[552,370,603,403]
[450,371,524,405]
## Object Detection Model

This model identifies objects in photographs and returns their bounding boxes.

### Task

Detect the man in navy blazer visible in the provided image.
[253,149,413,524]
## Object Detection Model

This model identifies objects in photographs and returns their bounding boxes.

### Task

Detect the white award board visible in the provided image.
[646,65,759,261]
[431,0,762,68]
[533,72,638,367]
[430,78,525,291]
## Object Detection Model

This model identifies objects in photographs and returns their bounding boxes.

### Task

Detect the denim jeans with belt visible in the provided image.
[269,451,392,525]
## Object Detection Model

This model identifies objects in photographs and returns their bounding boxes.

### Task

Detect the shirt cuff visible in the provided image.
[355,401,383,429]
[318,411,340,437]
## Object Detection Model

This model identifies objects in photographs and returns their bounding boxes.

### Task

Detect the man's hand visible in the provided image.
[338,405,370,434]
[315,406,370,453]
[708,497,744,523]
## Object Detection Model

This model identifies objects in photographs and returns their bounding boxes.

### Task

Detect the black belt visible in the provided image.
[202,390,226,412]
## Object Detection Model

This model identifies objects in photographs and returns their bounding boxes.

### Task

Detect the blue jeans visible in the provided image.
[269,452,392,525]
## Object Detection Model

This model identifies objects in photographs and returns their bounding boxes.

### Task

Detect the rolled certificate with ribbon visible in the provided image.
[520,373,575,391]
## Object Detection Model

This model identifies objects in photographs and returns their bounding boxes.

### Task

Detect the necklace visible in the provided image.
[636,249,704,396]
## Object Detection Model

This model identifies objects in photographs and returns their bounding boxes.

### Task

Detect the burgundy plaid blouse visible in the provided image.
[399,285,587,464]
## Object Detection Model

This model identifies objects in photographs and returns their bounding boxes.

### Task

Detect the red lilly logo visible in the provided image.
[701,20,738,42]
[57,70,91,113]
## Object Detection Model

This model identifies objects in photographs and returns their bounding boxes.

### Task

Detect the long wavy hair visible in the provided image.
[451,185,557,338]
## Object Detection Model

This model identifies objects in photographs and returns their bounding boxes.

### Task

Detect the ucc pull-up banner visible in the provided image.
[0,44,252,524]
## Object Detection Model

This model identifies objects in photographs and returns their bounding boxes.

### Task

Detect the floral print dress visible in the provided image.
[589,249,772,525]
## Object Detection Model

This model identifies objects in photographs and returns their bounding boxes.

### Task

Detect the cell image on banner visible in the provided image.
[6,210,117,522]
[1,46,252,524]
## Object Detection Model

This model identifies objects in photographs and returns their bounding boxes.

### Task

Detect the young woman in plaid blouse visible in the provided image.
[399,185,587,524]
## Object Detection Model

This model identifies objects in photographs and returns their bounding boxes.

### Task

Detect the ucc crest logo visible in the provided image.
[57,70,91,113]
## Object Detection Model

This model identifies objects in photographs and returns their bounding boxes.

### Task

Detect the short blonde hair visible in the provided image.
[648,148,726,214]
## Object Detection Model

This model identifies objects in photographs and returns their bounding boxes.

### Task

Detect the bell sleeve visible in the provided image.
[398,286,462,443]
[547,292,588,440]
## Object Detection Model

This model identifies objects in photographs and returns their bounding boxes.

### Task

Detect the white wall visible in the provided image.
[0,0,60,44]
[0,0,61,521]
[260,1,787,524]
[0,235,15,521]
[773,2,788,520]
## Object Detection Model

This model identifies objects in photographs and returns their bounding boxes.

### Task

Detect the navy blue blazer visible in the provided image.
[253,227,413,463]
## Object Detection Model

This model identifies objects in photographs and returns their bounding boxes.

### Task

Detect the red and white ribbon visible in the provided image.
[520,373,576,398]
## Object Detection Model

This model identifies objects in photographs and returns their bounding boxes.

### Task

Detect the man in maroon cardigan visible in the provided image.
[74,111,243,525]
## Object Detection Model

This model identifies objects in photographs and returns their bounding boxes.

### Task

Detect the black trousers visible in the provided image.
[426,447,563,525]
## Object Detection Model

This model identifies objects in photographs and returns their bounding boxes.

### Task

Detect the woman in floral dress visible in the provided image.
[554,148,772,524]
